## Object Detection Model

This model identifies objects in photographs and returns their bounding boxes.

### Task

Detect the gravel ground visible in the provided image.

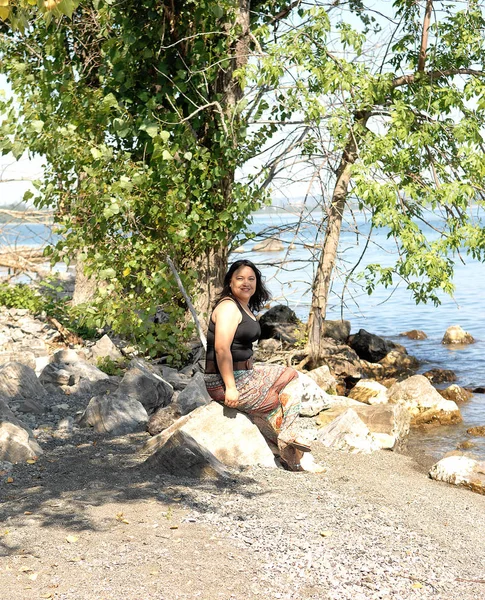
[1,426,484,600]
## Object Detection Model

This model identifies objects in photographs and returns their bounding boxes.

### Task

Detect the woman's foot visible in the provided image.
[280,452,326,473]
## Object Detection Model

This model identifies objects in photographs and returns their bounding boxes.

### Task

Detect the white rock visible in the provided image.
[348,379,388,405]
[143,402,277,469]
[429,455,485,494]
[317,408,382,454]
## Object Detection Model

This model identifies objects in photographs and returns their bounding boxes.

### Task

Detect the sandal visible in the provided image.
[287,439,311,453]
[279,458,305,472]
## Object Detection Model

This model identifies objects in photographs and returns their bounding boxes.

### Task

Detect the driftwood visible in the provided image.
[46,316,84,346]
[0,247,47,278]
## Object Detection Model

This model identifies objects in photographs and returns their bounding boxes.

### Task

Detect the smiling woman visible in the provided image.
[204,259,325,473]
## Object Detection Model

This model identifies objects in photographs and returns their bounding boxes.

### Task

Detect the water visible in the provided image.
[232,209,485,463]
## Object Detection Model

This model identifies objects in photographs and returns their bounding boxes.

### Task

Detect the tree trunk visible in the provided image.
[307,114,368,363]
[191,0,250,325]
[191,246,228,332]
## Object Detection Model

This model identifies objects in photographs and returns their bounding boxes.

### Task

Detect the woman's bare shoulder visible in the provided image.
[213,297,241,320]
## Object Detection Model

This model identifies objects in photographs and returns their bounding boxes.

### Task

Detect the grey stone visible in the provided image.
[144,430,232,479]
[118,363,173,415]
[0,362,46,413]
[90,334,124,362]
[174,373,212,416]
[320,320,351,342]
[78,392,149,434]
[0,421,43,463]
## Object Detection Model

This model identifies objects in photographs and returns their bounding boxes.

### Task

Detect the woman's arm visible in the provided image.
[212,300,242,408]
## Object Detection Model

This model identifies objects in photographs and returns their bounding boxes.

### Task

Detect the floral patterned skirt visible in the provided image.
[204,364,301,450]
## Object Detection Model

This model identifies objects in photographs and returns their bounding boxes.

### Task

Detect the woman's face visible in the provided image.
[230,265,257,303]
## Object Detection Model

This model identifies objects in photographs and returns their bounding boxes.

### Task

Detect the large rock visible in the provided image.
[429,455,485,494]
[319,320,351,343]
[142,402,277,469]
[0,421,43,463]
[352,404,410,450]
[317,409,382,453]
[259,304,301,344]
[316,403,410,450]
[0,362,46,413]
[387,375,462,426]
[159,366,193,391]
[41,349,109,390]
[0,351,37,370]
[400,330,427,340]
[253,238,284,252]
[348,329,397,363]
[144,430,232,479]
[78,393,149,434]
[147,404,182,436]
[438,385,473,403]
[174,373,212,415]
[348,379,388,405]
[117,362,173,415]
[304,365,337,394]
[296,373,333,417]
[90,334,124,362]
[442,325,475,345]
[423,368,457,384]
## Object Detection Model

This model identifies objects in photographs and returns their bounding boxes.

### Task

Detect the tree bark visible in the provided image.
[191,246,228,331]
[307,113,368,363]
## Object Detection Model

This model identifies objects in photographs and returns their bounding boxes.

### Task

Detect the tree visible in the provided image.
[247,0,485,364]
[0,0,281,357]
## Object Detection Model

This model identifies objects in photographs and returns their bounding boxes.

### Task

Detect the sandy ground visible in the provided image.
[1,427,485,600]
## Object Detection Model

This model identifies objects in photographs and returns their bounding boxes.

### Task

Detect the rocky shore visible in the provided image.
[1,305,485,599]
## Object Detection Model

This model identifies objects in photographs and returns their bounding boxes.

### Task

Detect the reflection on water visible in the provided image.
[233,210,485,462]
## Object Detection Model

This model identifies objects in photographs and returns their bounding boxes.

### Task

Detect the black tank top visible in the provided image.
[206,298,260,364]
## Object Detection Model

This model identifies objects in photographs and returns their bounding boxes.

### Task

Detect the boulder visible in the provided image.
[174,373,212,416]
[117,362,173,415]
[259,305,301,343]
[304,365,337,394]
[348,379,388,405]
[252,238,284,252]
[423,368,457,384]
[319,320,351,343]
[0,362,46,413]
[352,404,411,450]
[429,455,485,495]
[438,385,473,403]
[144,430,232,479]
[387,375,462,426]
[317,409,382,453]
[316,403,410,450]
[142,402,277,469]
[90,334,124,362]
[147,404,182,436]
[0,351,36,370]
[348,329,397,363]
[467,426,485,437]
[77,392,149,435]
[42,350,109,390]
[0,421,43,463]
[379,350,419,372]
[159,366,193,391]
[442,325,475,345]
[400,330,427,340]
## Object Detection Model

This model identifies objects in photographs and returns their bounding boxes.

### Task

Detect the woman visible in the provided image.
[204,259,324,473]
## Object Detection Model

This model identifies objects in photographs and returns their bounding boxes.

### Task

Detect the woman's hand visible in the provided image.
[224,385,239,408]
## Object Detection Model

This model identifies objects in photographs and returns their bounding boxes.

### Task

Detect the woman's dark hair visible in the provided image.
[214,259,271,312]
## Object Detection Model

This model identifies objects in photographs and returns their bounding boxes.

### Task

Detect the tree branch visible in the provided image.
[392,68,485,88]
[418,0,433,73]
